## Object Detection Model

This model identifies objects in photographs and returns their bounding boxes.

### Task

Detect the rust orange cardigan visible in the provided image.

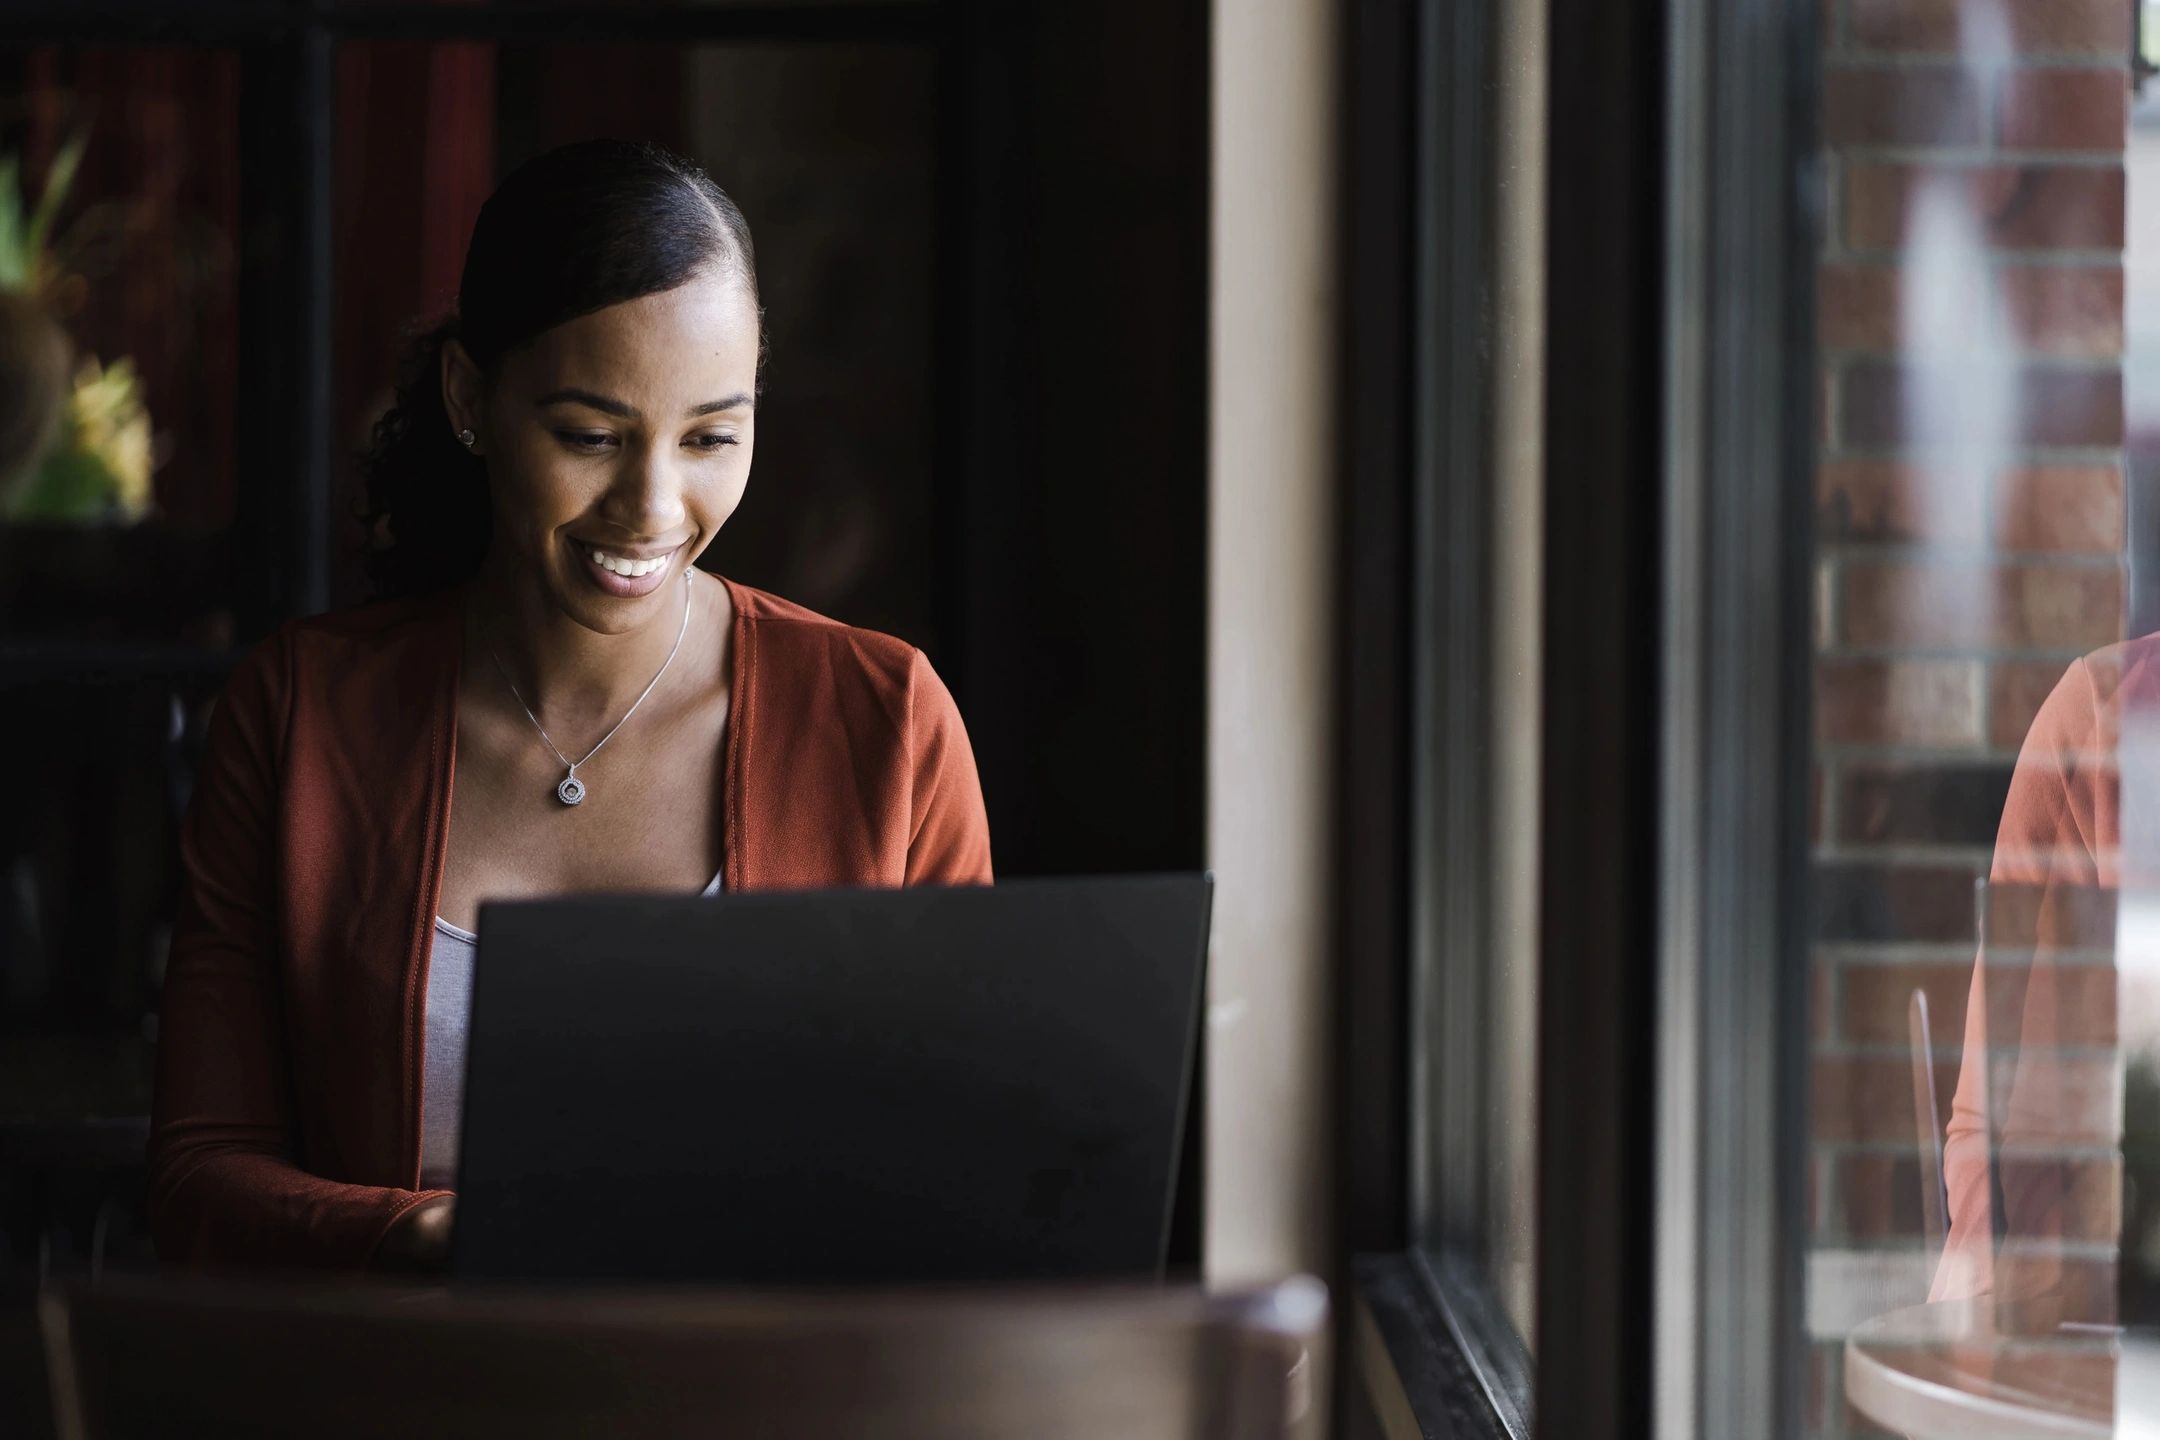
[1934,634,2147,1307]
[148,576,993,1271]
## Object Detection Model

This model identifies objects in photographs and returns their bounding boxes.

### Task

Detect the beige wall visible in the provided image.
[1205,0,1340,1283]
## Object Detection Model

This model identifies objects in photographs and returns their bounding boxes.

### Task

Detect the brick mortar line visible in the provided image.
[1823,153,1844,269]
[1825,56,2136,73]
[1827,246,2127,266]
[1817,561,1843,655]
[1814,945,2124,966]
[1831,146,2126,165]
[1822,348,2127,364]
[1820,443,2125,464]
[1816,961,2122,974]
[1814,956,2123,972]
[1812,750,1974,777]
[1813,646,2114,663]
[1811,1231,2120,1253]
[1814,744,2032,764]
[1826,47,2134,64]
[1812,838,1996,861]
[1823,751,2039,772]
[1818,544,2127,568]
[1814,1138,2123,1159]
[1821,740,1846,861]
[1822,256,2124,270]
[1809,1239,2125,1265]
[1825,758,2030,773]
[1823,946,1847,1046]
[1814,1036,2099,1057]
[1821,351,2126,372]
[1816,1040,2122,1061]
[1815,943,1985,961]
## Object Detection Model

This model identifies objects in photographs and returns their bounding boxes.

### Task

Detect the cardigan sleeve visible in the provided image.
[1932,655,2107,1304]
[148,628,449,1271]
[902,647,994,886]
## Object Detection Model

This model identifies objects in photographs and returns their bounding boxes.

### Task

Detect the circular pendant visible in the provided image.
[556,774,586,806]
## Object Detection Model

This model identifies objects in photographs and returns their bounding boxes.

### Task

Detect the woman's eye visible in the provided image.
[687,433,741,451]
[556,431,616,452]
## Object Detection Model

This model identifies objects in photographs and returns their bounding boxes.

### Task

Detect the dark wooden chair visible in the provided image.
[40,1273,1325,1439]
[1909,986,1950,1270]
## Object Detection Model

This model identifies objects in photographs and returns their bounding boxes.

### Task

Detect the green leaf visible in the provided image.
[0,156,25,290]
[3,441,118,522]
[24,130,87,273]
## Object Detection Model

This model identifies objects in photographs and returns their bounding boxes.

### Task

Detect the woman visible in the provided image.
[1932,635,2146,1315]
[147,140,993,1273]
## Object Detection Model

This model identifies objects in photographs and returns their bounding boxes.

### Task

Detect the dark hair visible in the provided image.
[354,139,761,599]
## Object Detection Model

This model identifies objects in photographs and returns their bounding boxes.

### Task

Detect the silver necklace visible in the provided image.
[485,571,693,806]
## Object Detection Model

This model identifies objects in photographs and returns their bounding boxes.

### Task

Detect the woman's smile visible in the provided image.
[571,536,685,597]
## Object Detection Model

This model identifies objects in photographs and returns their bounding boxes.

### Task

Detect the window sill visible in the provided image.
[1351,1252,1532,1440]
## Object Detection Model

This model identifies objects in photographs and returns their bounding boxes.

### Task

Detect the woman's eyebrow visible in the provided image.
[688,393,755,417]
[533,388,753,419]
[536,387,638,419]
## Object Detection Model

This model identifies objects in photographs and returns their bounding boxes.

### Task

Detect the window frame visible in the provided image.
[1340,0,1816,1434]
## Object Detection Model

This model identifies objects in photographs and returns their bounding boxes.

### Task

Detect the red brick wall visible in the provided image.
[1812,1,2127,1434]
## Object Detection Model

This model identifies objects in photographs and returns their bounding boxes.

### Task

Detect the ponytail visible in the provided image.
[352,317,492,600]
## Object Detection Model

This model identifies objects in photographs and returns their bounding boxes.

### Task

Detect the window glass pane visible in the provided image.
[331,40,938,646]
[2,29,939,1281]
[1813,14,2135,1438]
[0,47,244,652]
[0,47,245,1150]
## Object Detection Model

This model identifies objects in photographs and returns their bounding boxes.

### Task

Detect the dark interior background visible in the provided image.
[0,2,1208,1417]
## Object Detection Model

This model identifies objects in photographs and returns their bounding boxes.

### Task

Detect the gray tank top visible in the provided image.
[420,866,725,1192]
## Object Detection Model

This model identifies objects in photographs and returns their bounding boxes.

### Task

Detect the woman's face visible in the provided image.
[444,270,760,634]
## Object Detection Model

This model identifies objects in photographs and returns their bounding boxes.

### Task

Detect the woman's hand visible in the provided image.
[373,1195,455,1275]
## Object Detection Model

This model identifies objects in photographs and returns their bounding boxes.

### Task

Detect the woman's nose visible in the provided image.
[602,443,690,534]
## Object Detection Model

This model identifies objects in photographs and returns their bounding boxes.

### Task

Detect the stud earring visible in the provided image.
[456,428,476,448]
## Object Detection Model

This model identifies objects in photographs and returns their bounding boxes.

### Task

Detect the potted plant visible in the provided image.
[0,132,157,525]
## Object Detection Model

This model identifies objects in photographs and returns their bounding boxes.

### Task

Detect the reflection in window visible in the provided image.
[0,49,243,648]
[0,51,245,1170]
[1812,5,2133,1436]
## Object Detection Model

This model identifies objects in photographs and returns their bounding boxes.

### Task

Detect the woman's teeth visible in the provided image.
[586,546,671,577]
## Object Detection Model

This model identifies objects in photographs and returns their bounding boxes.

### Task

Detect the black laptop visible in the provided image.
[448,873,1211,1286]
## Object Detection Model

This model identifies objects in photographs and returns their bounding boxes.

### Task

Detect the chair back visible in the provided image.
[41,1273,1325,1440]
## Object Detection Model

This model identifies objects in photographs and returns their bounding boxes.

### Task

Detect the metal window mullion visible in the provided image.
[1653,0,1709,1415]
[1408,0,1497,1259]
[1653,0,1814,1436]
[232,25,333,633]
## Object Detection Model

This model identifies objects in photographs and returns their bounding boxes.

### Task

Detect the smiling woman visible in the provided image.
[146,139,992,1275]
[357,139,764,608]
[441,272,759,621]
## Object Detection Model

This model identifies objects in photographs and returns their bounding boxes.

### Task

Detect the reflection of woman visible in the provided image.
[1934,642,2141,1311]
[148,142,993,1273]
